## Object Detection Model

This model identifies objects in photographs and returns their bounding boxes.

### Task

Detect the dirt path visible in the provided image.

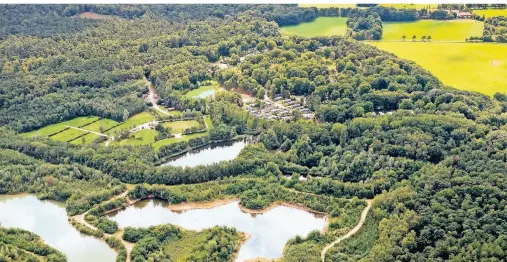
[320,199,373,262]
[145,78,171,116]
[70,190,133,262]
[66,126,108,137]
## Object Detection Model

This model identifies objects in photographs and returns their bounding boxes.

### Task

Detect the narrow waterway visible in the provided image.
[0,194,116,262]
[108,199,326,261]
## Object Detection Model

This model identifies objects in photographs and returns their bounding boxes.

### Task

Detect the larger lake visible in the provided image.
[0,195,116,262]
[162,139,247,168]
[108,199,326,261]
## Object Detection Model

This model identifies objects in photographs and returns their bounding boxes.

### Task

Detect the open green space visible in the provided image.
[20,116,99,138]
[382,19,484,41]
[116,129,158,146]
[280,17,348,37]
[152,117,213,150]
[50,128,88,142]
[106,112,157,134]
[370,42,507,96]
[80,119,119,133]
[162,120,201,134]
[185,81,217,98]
[473,9,507,18]
[70,133,102,145]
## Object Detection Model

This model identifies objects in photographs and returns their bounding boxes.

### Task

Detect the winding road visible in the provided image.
[321,199,373,262]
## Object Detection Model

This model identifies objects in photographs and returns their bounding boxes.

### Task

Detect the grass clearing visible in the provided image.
[163,230,207,262]
[70,133,101,145]
[106,112,157,134]
[382,19,484,41]
[51,128,88,142]
[370,42,507,96]
[473,9,507,18]
[20,116,99,138]
[185,81,217,98]
[162,120,201,134]
[80,119,119,133]
[280,17,348,37]
[117,129,158,146]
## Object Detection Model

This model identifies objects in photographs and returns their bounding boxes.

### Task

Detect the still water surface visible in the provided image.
[162,140,247,168]
[0,195,116,262]
[108,199,326,261]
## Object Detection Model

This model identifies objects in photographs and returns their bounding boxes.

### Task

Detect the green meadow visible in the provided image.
[20,116,99,138]
[371,42,507,96]
[280,17,348,37]
[382,19,484,41]
[185,82,216,98]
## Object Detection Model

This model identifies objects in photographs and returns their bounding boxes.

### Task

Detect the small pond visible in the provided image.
[108,199,326,261]
[0,194,116,262]
[162,139,247,168]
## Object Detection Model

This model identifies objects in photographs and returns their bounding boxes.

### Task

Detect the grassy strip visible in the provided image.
[67,131,91,143]
[68,218,104,238]
[105,236,128,262]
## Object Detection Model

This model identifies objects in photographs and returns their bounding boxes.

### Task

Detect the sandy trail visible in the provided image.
[321,199,373,262]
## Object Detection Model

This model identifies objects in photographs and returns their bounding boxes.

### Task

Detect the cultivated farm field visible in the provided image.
[473,9,507,18]
[280,17,348,37]
[379,4,438,10]
[382,19,484,41]
[371,42,507,96]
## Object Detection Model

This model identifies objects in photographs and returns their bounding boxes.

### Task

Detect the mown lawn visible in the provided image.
[382,19,484,41]
[80,119,119,133]
[162,120,201,134]
[106,112,157,134]
[117,129,158,146]
[370,42,507,96]
[51,128,88,142]
[20,116,99,138]
[70,133,102,145]
[152,116,213,150]
[280,17,348,37]
[473,9,507,18]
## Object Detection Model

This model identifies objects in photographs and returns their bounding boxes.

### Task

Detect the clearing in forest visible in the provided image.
[382,19,484,41]
[50,128,88,142]
[472,9,507,18]
[80,119,119,133]
[162,120,202,134]
[20,116,99,138]
[106,112,158,134]
[371,42,507,96]
[185,82,217,98]
[280,17,348,37]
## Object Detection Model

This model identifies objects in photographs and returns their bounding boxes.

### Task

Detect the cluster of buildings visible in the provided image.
[244,96,315,121]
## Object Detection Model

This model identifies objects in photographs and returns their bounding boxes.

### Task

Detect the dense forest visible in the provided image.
[0,4,507,262]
